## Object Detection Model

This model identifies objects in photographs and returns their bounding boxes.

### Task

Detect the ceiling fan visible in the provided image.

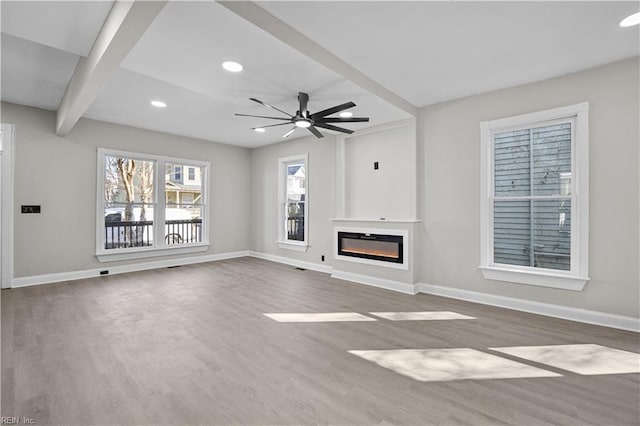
[235,92,369,139]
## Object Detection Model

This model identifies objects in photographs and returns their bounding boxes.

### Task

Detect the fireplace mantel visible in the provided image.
[330,218,421,224]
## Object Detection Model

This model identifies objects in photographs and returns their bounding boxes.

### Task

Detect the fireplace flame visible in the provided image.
[341,248,399,259]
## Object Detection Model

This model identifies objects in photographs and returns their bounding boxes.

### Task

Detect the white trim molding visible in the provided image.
[248,251,332,274]
[0,124,15,289]
[277,241,308,252]
[479,266,587,290]
[418,282,639,333]
[11,251,250,288]
[331,270,418,295]
[479,102,589,290]
[97,244,209,262]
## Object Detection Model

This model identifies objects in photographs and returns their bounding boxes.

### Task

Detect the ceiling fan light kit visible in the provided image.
[235,92,370,139]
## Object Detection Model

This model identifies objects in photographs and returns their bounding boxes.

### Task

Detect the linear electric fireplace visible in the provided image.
[337,231,404,265]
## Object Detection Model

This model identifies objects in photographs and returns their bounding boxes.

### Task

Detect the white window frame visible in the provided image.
[96,148,210,262]
[479,103,589,290]
[277,153,309,252]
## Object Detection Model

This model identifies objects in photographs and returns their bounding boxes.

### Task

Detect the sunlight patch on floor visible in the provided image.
[369,311,476,321]
[349,348,561,382]
[491,344,640,375]
[263,313,377,322]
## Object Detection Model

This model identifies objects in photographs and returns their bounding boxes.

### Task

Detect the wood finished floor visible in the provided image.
[2,257,639,425]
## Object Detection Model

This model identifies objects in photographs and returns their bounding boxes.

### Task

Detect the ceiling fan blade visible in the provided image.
[235,113,292,120]
[252,122,292,130]
[298,92,309,117]
[314,117,369,123]
[282,127,297,138]
[307,125,324,138]
[249,98,293,117]
[310,102,356,119]
[314,123,355,134]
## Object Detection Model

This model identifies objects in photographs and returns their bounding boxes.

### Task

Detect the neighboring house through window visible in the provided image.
[479,103,589,290]
[277,153,308,252]
[97,149,209,261]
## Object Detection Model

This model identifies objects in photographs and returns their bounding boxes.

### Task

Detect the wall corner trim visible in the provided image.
[417,282,640,333]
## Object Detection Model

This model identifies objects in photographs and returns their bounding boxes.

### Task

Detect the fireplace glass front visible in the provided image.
[337,232,403,264]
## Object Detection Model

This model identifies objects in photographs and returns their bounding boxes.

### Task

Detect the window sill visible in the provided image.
[277,241,308,252]
[97,243,209,262]
[479,266,588,291]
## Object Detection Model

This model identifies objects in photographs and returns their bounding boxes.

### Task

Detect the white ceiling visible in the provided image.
[261,1,640,107]
[1,1,638,148]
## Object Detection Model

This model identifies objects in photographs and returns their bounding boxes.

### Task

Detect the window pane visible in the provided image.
[165,206,202,245]
[166,164,203,205]
[104,203,154,249]
[104,156,154,203]
[286,202,304,241]
[494,199,571,271]
[532,123,572,196]
[287,163,305,199]
[494,200,531,267]
[533,199,571,271]
[494,129,530,196]
[286,162,305,241]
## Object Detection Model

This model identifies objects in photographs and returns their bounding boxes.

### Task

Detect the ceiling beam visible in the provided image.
[217,1,417,117]
[56,0,167,136]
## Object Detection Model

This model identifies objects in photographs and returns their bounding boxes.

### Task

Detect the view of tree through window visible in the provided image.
[104,156,155,249]
[101,153,207,251]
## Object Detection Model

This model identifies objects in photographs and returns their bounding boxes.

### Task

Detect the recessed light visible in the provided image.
[620,12,640,27]
[254,127,266,133]
[150,100,167,108]
[339,111,353,118]
[222,61,243,72]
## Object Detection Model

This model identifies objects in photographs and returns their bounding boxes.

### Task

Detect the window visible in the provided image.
[97,149,209,261]
[173,165,182,182]
[188,167,196,181]
[479,103,589,290]
[277,154,308,251]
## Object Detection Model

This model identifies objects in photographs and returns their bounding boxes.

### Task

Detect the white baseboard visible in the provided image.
[418,282,640,333]
[331,270,418,295]
[10,251,250,288]
[248,251,332,274]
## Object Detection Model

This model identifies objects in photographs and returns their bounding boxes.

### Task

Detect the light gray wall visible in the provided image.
[417,57,640,317]
[250,134,335,267]
[345,125,413,219]
[2,102,251,277]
